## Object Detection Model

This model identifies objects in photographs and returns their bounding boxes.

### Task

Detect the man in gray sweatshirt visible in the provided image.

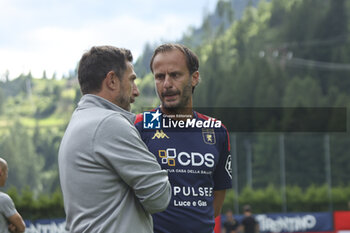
[58,45,171,233]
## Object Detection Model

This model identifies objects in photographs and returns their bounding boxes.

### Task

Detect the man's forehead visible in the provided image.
[126,61,134,68]
[153,51,187,71]
[154,49,185,60]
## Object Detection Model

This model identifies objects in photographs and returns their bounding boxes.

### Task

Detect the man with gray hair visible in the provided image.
[59,45,171,233]
[0,157,26,233]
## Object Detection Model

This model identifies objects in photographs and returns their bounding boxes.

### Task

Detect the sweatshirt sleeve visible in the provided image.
[0,194,17,218]
[93,113,171,214]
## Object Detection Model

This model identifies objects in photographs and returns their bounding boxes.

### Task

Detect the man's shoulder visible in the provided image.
[0,192,10,198]
[243,215,256,222]
[0,192,12,202]
[135,113,144,125]
[134,108,158,125]
[195,111,229,132]
[99,112,135,133]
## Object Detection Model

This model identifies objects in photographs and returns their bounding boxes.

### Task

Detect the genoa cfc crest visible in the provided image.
[202,129,216,145]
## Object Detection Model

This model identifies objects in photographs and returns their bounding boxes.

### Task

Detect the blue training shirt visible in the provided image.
[135,108,232,233]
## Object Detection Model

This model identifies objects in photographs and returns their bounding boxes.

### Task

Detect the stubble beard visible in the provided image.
[116,89,131,112]
[161,82,192,114]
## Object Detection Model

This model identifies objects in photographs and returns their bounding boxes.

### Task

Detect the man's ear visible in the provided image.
[191,71,200,87]
[105,71,120,90]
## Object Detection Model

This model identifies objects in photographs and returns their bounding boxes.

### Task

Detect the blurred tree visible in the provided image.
[133,43,156,78]
[282,76,323,107]
[252,135,279,188]
[0,121,44,192]
[0,86,4,114]
[42,70,47,79]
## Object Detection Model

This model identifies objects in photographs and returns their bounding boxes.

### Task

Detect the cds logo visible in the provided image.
[158,148,215,167]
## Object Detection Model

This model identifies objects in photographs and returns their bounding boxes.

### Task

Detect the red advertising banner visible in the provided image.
[334,211,350,231]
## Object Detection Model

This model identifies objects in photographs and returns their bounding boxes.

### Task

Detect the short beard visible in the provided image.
[161,82,192,114]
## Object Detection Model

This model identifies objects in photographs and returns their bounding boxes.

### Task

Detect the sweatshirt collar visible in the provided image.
[78,94,136,123]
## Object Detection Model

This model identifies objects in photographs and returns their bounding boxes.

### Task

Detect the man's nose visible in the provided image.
[163,74,173,89]
[133,83,140,97]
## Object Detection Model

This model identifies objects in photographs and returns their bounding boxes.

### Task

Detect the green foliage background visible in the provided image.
[1,0,350,219]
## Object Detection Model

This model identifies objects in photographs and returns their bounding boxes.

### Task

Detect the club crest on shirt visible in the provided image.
[202,129,216,145]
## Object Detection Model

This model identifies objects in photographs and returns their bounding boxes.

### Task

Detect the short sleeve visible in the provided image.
[213,127,232,190]
[0,193,17,218]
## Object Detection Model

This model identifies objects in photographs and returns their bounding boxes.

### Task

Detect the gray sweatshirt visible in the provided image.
[58,94,171,233]
[0,192,17,233]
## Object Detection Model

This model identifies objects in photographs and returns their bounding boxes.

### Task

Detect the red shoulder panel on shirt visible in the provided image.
[196,112,210,121]
[223,124,231,151]
[134,113,143,124]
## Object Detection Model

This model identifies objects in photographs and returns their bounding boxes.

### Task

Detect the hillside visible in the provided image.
[130,0,350,191]
[134,0,265,78]
[0,73,79,193]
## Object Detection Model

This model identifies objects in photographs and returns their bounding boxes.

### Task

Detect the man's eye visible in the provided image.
[170,73,180,78]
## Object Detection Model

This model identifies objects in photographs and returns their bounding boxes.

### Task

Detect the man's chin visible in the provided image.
[162,101,180,110]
